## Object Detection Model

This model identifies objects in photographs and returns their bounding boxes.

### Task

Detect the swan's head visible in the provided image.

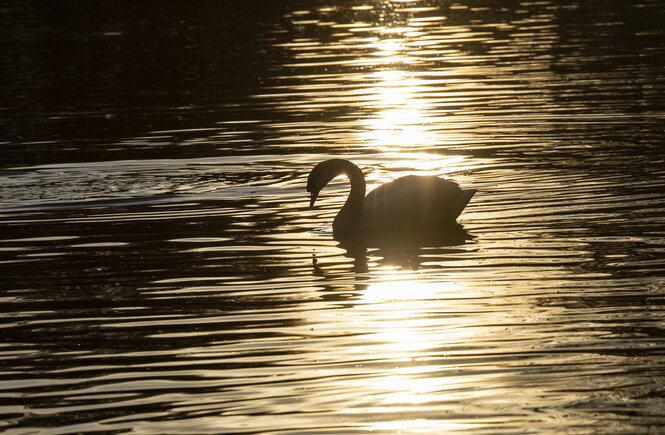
[307,160,342,208]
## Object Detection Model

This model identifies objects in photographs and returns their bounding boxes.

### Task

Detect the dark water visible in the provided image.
[2,1,665,433]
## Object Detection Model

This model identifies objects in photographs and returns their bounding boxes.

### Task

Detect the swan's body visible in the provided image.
[307,159,475,232]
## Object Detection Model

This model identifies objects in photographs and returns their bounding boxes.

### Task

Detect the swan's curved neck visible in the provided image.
[309,159,367,231]
[336,159,366,219]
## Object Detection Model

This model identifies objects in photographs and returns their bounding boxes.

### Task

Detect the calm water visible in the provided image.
[2,1,665,433]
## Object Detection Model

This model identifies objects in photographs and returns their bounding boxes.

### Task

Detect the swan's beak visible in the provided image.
[309,191,319,209]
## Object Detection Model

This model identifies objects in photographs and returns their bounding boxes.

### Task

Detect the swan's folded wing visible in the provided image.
[362,176,471,229]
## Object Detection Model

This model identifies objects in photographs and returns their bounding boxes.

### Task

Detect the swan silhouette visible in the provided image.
[307,159,475,232]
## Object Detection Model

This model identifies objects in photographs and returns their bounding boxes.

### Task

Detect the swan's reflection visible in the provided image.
[334,223,472,272]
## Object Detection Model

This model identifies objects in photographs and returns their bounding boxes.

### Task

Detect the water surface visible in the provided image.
[2,1,665,433]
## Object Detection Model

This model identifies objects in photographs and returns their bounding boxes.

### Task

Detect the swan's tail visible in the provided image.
[462,189,476,208]
[448,188,476,221]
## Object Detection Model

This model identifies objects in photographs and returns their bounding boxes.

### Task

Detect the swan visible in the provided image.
[307,159,475,232]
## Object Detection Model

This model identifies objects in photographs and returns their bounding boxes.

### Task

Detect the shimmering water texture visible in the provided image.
[2,1,665,433]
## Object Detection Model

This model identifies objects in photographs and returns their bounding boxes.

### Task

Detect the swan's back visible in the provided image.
[356,175,473,230]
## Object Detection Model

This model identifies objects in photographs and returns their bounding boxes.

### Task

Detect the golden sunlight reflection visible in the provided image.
[366,419,485,433]
[362,32,424,149]
[361,274,459,303]
[357,272,476,359]
[372,38,404,56]
[322,270,483,412]
[290,267,508,434]
[358,30,460,153]
[361,67,436,151]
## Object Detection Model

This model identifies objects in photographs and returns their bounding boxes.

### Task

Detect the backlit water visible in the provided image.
[2,1,665,433]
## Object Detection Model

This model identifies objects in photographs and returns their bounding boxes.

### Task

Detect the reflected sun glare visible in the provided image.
[327,270,486,431]
[362,68,434,151]
[358,272,473,359]
[361,36,435,151]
